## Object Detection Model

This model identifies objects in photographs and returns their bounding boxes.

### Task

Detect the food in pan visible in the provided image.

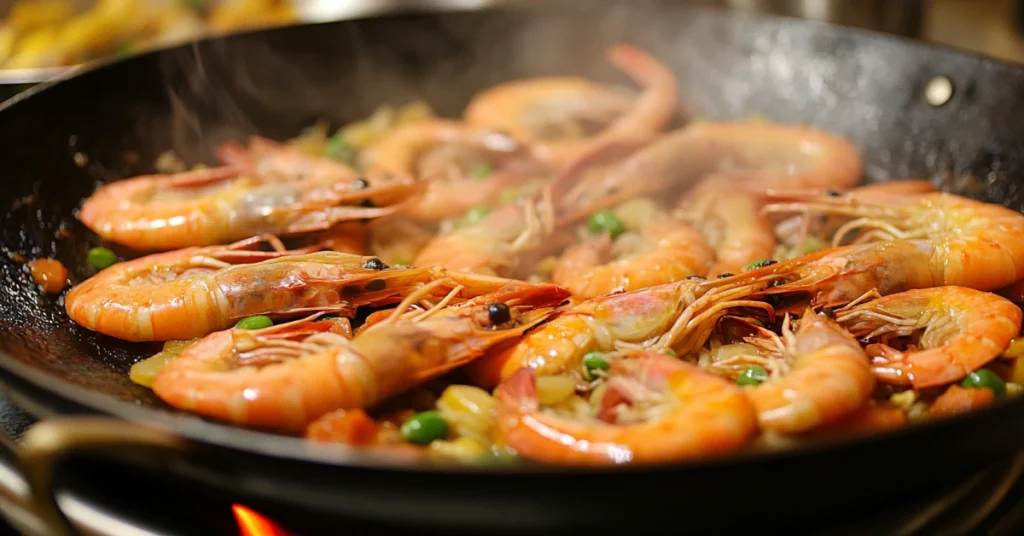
[0,0,297,70]
[56,43,1024,466]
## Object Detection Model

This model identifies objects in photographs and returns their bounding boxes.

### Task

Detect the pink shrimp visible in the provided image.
[362,119,549,221]
[79,136,416,251]
[152,282,570,432]
[835,286,1023,389]
[464,43,679,170]
[495,353,758,466]
[551,218,715,298]
[64,236,517,342]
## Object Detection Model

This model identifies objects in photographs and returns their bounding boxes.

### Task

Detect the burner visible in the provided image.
[0,390,1020,536]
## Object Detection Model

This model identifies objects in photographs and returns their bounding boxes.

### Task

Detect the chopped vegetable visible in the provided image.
[86,247,118,271]
[129,351,176,388]
[429,437,488,461]
[469,161,494,179]
[536,375,577,405]
[235,315,274,330]
[28,258,66,294]
[1005,337,1024,359]
[960,368,1007,398]
[737,365,769,386]
[583,351,610,381]
[400,410,449,445]
[464,206,491,223]
[323,133,358,165]
[587,210,625,239]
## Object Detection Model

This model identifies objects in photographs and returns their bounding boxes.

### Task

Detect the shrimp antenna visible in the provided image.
[377,277,458,328]
[414,284,465,322]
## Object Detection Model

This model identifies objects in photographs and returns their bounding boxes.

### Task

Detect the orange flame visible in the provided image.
[232,504,290,536]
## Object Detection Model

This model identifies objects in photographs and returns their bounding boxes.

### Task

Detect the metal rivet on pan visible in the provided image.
[925,75,954,106]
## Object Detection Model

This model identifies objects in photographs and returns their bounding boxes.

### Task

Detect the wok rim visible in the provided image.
[0,1,1022,477]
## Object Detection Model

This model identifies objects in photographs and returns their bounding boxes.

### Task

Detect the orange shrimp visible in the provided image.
[80,136,415,251]
[745,310,874,434]
[555,122,863,224]
[362,119,549,221]
[65,236,513,342]
[152,282,570,431]
[467,277,773,388]
[803,402,907,439]
[464,43,679,169]
[551,218,714,298]
[494,353,757,466]
[835,287,1022,389]
[738,192,1024,308]
[675,176,775,277]
[928,385,996,419]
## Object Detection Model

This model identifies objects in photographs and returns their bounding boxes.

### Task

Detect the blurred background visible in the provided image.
[0,0,1022,85]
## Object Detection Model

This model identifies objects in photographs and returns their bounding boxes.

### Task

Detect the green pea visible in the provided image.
[469,161,494,179]
[400,411,449,445]
[464,206,492,223]
[323,133,358,165]
[235,315,274,330]
[746,258,777,271]
[583,351,610,380]
[587,210,625,239]
[86,247,118,271]
[737,365,769,386]
[392,259,411,267]
[961,368,1007,398]
[663,349,678,358]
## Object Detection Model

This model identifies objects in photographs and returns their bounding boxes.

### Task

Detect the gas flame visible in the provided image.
[232,504,291,536]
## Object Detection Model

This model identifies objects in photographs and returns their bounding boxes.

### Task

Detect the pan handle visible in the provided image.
[14,416,185,536]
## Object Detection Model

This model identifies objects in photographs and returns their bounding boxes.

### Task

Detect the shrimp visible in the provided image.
[65,236,514,342]
[675,176,775,277]
[466,277,774,387]
[464,43,679,169]
[551,218,715,298]
[362,119,549,221]
[413,199,559,276]
[555,121,863,224]
[744,310,874,434]
[79,136,416,251]
[834,287,1022,388]
[928,385,996,419]
[494,352,758,466]
[803,402,907,439]
[151,281,570,431]
[746,192,1024,307]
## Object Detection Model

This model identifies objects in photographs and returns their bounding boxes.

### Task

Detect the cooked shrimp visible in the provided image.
[551,218,714,298]
[362,119,548,221]
[467,277,773,387]
[675,176,775,277]
[494,353,758,466]
[80,136,415,251]
[65,237,513,342]
[555,121,863,224]
[803,402,907,439]
[464,43,678,169]
[834,287,1022,388]
[745,310,874,434]
[152,282,570,431]
[747,192,1024,307]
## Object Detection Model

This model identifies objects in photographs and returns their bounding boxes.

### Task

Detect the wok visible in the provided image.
[2,1,1024,534]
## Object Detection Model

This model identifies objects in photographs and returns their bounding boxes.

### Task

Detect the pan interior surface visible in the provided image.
[2,3,1024,469]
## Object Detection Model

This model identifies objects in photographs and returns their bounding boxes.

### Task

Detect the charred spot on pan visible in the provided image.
[487,303,511,325]
[365,279,386,292]
[362,258,387,271]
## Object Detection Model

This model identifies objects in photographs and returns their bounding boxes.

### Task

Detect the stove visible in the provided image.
[0,390,1022,536]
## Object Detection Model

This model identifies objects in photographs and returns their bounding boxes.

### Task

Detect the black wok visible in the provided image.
[2,1,1024,534]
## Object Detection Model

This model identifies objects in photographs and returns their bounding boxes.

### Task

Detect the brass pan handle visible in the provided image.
[17,416,185,536]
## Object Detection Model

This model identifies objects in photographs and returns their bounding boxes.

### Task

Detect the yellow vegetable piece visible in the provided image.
[536,375,577,405]
[429,437,487,462]
[162,338,197,354]
[129,351,176,388]
[1004,337,1024,359]
[6,0,75,33]
[1010,357,1024,386]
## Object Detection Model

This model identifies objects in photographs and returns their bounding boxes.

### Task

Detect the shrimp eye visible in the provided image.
[717,272,735,279]
[826,189,841,197]
[355,178,370,189]
[684,275,706,281]
[821,307,836,319]
[487,303,512,325]
[362,258,387,271]
[360,199,376,208]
